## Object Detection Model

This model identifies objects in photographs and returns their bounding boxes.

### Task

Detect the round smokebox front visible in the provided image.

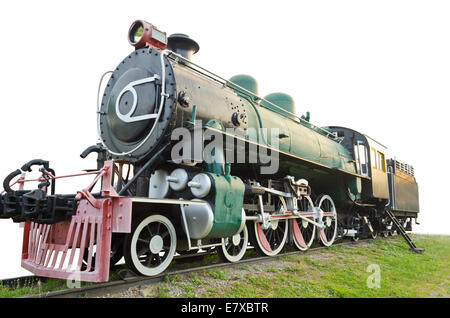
[99,49,176,162]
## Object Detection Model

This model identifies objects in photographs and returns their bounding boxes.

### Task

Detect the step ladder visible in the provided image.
[386,210,424,254]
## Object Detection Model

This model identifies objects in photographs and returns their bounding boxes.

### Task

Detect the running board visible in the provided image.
[386,210,424,254]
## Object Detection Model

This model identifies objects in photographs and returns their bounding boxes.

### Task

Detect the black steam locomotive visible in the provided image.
[0,20,421,282]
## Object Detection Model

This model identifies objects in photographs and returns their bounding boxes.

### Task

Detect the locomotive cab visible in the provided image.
[327,126,389,204]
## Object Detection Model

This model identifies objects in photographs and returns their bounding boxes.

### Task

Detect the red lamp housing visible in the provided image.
[128,20,168,50]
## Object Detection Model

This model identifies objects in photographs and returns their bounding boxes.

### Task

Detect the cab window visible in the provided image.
[377,151,386,172]
[370,148,386,172]
[354,142,369,176]
[371,148,376,168]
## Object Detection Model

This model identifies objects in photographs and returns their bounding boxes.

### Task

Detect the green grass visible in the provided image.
[171,234,450,298]
[0,278,69,298]
[0,273,112,298]
[221,234,450,298]
[206,269,228,280]
[2,234,449,298]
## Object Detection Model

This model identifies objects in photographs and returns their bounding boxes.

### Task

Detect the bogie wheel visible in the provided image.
[387,220,395,236]
[123,214,176,277]
[391,226,398,236]
[217,224,248,262]
[291,196,316,251]
[316,194,338,247]
[381,218,391,237]
[401,218,408,231]
[351,236,360,242]
[386,221,397,236]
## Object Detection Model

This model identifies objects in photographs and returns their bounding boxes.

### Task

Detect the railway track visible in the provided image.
[0,275,48,289]
[12,236,384,298]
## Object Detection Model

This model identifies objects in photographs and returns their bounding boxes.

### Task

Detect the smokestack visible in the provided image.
[167,33,199,60]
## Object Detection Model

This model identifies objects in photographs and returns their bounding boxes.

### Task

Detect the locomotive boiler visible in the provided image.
[0,20,422,282]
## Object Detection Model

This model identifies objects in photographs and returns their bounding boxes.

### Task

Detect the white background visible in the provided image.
[0,0,449,279]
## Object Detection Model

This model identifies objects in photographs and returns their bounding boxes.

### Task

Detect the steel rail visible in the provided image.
[0,252,210,290]
[21,237,387,298]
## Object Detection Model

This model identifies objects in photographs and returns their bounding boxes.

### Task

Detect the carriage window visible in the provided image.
[377,151,386,172]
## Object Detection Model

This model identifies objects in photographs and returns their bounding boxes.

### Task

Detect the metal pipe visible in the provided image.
[3,169,21,193]
[259,186,291,198]
[385,165,395,208]
[118,143,169,196]
[179,203,192,251]
[186,242,222,251]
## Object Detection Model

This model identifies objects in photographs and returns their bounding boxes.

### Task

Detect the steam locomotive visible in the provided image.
[0,20,421,282]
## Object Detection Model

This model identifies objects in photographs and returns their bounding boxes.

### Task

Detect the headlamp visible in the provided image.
[128,20,167,50]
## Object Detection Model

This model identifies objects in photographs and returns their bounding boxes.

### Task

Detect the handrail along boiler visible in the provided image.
[0,20,422,282]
